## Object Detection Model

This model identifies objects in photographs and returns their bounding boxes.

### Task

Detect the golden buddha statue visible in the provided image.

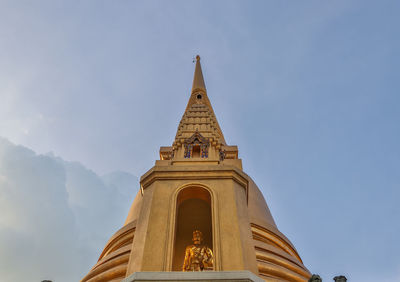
[182,230,213,271]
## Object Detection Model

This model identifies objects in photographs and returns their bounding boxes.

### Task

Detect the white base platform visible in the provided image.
[122,271,264,282]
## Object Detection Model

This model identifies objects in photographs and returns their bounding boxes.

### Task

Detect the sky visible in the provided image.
[0,0,399,281]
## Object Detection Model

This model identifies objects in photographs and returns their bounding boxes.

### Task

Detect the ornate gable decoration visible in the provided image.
[183,131,210,158]
[184,130,209,145]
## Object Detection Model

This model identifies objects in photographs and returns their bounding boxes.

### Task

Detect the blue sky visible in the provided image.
[0,1,399,281]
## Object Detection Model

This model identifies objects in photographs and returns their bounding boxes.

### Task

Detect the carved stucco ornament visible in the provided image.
[333,276,347,282]
[309,274,322,282]
[183,130,210,158]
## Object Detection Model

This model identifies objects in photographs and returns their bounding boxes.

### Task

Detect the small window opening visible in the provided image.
[173,187,212,271]
[197,94,202,100]
[192,145,201,158]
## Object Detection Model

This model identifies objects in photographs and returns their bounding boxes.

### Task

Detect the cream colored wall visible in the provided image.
[125,163,260,276]
[233,181,259,274]
[121,160,311,281]
[126,183,155,273]
[83,161,310,281]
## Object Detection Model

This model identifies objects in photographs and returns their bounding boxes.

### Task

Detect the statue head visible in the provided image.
[333,276,347,282]
[309,274,322,282]
[192,230,203,245]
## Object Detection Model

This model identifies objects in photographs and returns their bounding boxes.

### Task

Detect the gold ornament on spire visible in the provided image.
[174,55,226,150]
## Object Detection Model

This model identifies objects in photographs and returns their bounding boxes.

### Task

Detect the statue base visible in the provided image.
[122,271,263,282]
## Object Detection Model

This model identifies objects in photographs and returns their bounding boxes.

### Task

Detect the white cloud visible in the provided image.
[0,137,137,282]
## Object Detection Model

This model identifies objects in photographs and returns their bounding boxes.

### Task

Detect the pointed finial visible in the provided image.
[191,54,206,94]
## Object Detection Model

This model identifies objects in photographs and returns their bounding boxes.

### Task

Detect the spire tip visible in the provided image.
[196,55,200,61]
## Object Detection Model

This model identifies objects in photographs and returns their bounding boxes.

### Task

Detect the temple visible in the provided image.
[81,56,311,282]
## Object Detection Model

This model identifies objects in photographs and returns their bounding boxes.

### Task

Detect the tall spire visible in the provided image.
[175,55,226,146]
[184,55,210,112]
[191,55,206,94]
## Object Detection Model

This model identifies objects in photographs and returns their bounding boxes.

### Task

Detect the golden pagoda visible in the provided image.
[81,56,311,282]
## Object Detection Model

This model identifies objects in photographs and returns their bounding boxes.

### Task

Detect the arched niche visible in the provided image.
[172,186,213,271]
